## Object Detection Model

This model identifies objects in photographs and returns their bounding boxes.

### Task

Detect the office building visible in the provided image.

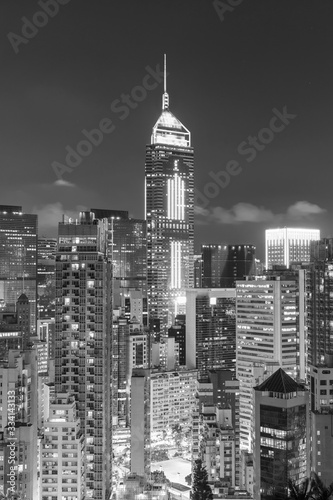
[202,244,256,288]
[194,254,202,288]
[309,354,333,484]
[55,211,112,500]
[236,271,306,451]
[253,368,309,500]
[308,238,333,366]
[168,314,186,365]
[40,393,85,500]
[37,237,57,320]
[265,227,320,269]
[92,209,147,293]
[186,288,236,379]
[145,57,194,331]
[0,294,31,358]
[0,205,37,331]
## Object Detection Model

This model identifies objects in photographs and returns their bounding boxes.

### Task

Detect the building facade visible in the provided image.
[236,271,306,451]
[265,227,320,269]
[150,368,197,433]
[202,244,256,288]
[55,212,112,499]
[0,205,37,331]
[37,237,57,320]
[0,349,38,499]
[92,209,147,293]
[308,238,333,366]
[186,288,236,380]
[40,393,85,500]
[253,369,309,500]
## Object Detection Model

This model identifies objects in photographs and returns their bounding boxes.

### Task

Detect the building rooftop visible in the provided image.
[254,368,302,394]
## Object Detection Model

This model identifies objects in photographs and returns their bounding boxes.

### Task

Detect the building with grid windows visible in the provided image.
[186,288,236,380]
[92,209,147,294]
[0,205,37,331]
[202,244,256,288]
[40,393,85,499]
[0,349,38,499]
[253,369,309,500]
[265,227,320,269]
[149,368,197,433]
[145,58,194,331]
[236,271,306,451]
[55,211,112,500]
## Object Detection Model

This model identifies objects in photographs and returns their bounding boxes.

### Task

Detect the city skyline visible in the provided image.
[1,1,332,259]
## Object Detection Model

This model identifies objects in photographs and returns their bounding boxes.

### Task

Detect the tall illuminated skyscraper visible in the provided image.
[236,270,306,452]
[145,56,194,330]
[55,212,112,500]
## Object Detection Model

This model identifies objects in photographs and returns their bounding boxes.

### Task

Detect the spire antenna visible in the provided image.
[162,53,169,110]
[164,53,167,94]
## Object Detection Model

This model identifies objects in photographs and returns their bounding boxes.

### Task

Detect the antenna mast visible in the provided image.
[162,53,169,110]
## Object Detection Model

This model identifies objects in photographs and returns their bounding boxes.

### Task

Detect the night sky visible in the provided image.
[1,0,333,260]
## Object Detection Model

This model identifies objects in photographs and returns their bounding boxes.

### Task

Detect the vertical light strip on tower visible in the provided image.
[167,175,185,221]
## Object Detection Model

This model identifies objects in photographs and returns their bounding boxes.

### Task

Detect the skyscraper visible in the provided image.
[186,288,236,379]
[308,237,333,366]
[202,244,256,288]
[265,227,320,269]
[236,270,306,451]
[55,212,112,500]
[92,209,147,292]
[253,369,309,500]
[37,237,57,320]
[0,205,37,331]
[145,56,194,331]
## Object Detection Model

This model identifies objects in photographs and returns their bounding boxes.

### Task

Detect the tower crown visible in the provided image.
[151,55,191,147]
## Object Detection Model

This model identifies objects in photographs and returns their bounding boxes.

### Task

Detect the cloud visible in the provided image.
[286,201,326,218]
[32,202,87,236]
[196,201,326,225]
[212,203,275,224]
[54,179,76,188]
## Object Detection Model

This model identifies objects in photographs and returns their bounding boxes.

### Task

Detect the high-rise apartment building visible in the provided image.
[202,244,256,288]
[145,57,194,331]
[186,288,236,379]
[0,349,38,499]
[112,313,149,428]
[265,227,320,269]
[0,205,37,331]
[130,369,151,477]
[55,212,112,500]
[149,368,197,433]
[200,405,237,489]
[236,271,306,451]
[253,369,309,500]
[40,393,85,500]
